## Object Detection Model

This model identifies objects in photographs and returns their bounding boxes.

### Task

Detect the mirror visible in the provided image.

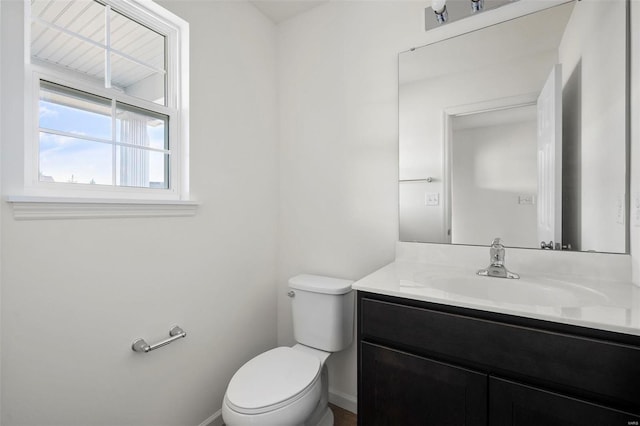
[399,0,629,253]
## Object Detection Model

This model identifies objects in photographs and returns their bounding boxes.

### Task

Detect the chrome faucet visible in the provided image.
[477,238,520,279]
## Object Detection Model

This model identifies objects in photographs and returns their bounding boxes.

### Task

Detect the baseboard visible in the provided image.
[198,408,223,426]
[329,388,358,414]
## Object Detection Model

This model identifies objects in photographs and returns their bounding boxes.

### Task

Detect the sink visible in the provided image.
[408,273,609,308]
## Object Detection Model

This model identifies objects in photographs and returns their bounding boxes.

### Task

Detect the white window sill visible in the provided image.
[6,196,199,220]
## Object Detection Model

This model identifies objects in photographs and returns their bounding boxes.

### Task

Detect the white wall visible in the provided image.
[559,0,627,253]
[451,115,538,247]
[0,1,3,421]
[276,0,454,407]
[632,0,640,285]
[1,1,279,425]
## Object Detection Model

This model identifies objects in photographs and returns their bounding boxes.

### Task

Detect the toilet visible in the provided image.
[222,274,354,426]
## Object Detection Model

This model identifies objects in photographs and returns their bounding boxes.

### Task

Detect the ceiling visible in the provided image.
[249,0,328,23]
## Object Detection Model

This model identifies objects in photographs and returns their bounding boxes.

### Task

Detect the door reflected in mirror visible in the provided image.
[399,0,628,253]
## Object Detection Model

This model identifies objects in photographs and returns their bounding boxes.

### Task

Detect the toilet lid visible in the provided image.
[226,347,321,414]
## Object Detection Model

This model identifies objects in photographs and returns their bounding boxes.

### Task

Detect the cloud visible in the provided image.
[39,104,59,120]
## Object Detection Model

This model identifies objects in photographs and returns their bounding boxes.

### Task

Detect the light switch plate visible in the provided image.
[518,195,535,205]
[425,192,440,206]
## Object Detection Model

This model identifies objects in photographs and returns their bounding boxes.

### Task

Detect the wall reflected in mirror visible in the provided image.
[399,0,628,253]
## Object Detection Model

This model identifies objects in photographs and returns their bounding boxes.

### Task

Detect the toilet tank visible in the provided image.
[288,274,354,352]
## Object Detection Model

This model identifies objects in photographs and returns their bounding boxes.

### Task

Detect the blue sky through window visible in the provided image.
[39,100,111,140]
[39,96,168,187]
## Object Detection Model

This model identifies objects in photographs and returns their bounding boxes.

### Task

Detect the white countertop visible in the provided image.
[353,260,640,337]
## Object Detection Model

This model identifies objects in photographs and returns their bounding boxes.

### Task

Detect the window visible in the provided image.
[38,81,170,189]
[26,0,188,200]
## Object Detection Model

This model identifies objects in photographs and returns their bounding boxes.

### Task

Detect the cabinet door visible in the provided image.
[359,342,487,426]
[490,377,640,426]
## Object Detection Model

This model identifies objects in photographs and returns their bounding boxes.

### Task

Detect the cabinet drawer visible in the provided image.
[360,296,640,410]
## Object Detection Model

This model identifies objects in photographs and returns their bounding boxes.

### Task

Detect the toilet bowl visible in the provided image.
[222,345,331,426]
[222,274,354,426]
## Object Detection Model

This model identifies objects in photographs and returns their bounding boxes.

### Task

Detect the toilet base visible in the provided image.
[315,407,333,426]
[303,364,332,426]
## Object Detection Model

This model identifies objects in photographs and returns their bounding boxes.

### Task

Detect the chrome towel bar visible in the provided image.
[132,325,186,353]
[399,177,434,183]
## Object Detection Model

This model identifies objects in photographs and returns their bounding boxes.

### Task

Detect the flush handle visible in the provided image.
[287,290,295,298]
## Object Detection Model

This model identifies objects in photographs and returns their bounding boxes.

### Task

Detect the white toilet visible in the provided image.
[222,274,354,426]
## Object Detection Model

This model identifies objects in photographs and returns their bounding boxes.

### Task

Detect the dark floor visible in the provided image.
[330,403,357,426]
[222,403,356,426]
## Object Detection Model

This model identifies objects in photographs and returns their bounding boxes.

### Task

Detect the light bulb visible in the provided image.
[471,0,484,12]
[431,0,447,24]
[431,0,447,14]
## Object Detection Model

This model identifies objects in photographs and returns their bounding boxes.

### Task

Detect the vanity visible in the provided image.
[367,0,639,421]
[353,245,640,425]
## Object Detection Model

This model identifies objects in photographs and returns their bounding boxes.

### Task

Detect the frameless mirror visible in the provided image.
[399,0,629,253]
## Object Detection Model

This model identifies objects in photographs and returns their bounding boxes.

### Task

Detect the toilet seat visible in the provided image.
[225,347,321,415]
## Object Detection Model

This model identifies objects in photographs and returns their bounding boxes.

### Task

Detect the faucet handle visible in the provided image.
[540,240,554,250]
[490,238,505,266]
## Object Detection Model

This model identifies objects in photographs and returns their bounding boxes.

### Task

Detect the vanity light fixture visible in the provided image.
[471,0,484,13]
[432,0,448,24]
[425,0,518,31]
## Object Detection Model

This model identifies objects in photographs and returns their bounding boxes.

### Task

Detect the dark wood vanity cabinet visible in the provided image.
[360,342,487,425]
[357,291,640,426]
[489,377,638,426]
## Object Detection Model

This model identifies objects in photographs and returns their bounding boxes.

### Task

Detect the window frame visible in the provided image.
[23,0,189,202]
